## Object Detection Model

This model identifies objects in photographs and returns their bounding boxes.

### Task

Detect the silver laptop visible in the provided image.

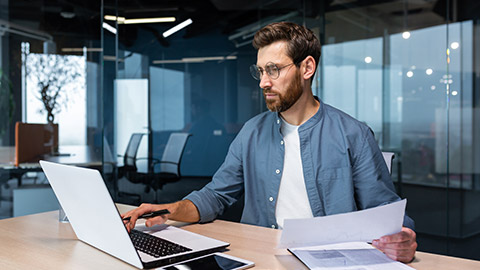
[40,160,229,269]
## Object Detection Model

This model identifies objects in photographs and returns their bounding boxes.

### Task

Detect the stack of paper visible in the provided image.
[280,200,414,270]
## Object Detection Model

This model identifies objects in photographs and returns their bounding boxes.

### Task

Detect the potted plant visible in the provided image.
[25,53,83,124]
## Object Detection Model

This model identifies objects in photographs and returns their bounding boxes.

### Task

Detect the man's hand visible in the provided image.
[121,203,171,233]
[372,227,417,263]
[121,200,200,233]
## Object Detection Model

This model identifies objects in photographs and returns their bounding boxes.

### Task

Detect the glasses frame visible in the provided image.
[250,62,295,80]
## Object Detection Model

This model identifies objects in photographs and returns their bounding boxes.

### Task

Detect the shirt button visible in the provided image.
[271,225,276,229]
[280,140,284,145]
[275,169,280,174]
[269,196,274,202]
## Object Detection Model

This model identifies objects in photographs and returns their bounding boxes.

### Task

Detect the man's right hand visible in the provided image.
[121,200,200,232]
[121,203,171,232]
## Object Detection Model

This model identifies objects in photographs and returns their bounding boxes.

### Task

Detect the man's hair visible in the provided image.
[252,22,321,70]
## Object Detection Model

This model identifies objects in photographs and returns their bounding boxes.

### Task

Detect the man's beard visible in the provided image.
[263,70,303,112]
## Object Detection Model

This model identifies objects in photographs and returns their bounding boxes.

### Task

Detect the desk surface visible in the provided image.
[0,145,101,169]
[0,205,479,270]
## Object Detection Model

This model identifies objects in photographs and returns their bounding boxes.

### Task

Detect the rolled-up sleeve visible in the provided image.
[183,131,245,223]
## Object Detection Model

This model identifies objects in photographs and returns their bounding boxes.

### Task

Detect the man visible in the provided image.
[122,22,417,263]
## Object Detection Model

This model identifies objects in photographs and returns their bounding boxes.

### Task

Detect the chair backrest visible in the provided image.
[382,151,395,175]
[15,122,59,166]
[159,133,190,175]
[124,133,145,168]
[103,136,115,165]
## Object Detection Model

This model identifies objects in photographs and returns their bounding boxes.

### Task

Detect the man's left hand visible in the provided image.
[372,227,417,263]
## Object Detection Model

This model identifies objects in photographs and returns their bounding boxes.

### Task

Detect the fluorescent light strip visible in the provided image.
[153,55,237,64]
[103,55,124,62]
[102,22,117,34]
[104,15,125,22]
[163,18,193,38]
[124,17,175,24]
[152,59,185,64]
[62,48,103,52]
[104,15,174,24]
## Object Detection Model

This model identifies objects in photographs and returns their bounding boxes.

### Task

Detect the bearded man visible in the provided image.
[123,21,417,263]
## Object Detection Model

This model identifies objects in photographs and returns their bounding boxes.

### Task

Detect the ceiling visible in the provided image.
[4,0,479,51]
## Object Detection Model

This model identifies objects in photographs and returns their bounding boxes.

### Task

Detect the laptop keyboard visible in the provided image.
[130,229,192,258]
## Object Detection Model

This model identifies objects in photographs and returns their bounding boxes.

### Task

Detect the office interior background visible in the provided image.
[0,0,479,262]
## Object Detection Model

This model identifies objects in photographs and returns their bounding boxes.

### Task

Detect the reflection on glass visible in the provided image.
[24,48,87,145]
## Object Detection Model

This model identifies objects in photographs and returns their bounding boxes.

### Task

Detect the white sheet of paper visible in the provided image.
[289,241,414,270]
[279,199,406,248]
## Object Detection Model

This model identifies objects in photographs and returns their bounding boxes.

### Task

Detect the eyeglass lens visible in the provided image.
[250,62,281,80]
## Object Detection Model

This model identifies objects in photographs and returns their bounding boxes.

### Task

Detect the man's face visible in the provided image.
[257,41,303,112]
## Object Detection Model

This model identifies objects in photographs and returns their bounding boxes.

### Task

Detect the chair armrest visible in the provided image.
[151,160,179,171]
[135,157,160,162]
[152,160,178,166]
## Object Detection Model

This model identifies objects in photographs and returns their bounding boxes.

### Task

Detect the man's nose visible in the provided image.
[259,73,272,89]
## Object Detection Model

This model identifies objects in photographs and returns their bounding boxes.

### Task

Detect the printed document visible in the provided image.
[279,200,411,269]
[289,242,414,270]
[279,199,406,248]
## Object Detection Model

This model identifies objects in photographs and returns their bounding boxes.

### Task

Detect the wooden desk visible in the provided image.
[0,145,102,189]
[0,205,479,269]
[0,145,101,168]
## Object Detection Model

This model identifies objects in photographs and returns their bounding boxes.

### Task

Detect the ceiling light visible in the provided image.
[450,42,459,49]
[163,18,193,38]
[104,15,125,22]
[451,90,458,96]
[426,68,433,75]
[152,55,237,64]
[402,31,410,39]
[62,48,103,52]
[102,22,117,35]
[60,5,75,19]
[104,15,174,24]
[364,56,372,64]
[124,17,175,24]
[406,71,413,77]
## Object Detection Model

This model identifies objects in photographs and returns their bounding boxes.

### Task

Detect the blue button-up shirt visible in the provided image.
[185,98,414,229]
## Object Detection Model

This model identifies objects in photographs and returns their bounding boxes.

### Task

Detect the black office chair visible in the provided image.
[147,132,191,202]
[117,132,190,203]
[117,133,146,203]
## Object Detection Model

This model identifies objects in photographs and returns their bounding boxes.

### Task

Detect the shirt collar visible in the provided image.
[274,96,323,131]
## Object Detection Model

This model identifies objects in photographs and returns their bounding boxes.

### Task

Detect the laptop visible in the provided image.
[40,160,229,269]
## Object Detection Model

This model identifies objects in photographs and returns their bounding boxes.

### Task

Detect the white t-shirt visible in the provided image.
[275,118,313,229]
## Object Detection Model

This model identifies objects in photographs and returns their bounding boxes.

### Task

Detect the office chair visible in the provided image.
[381,151,395,175]
[117,132,190,203]
[116,133,146,203]
[147,132,190,203]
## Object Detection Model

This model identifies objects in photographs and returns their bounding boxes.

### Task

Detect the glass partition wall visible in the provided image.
[99,0,479,261]
[0,1,103,217]
[318,0,480,260]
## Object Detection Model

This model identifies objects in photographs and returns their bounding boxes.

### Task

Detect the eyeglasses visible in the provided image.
[249,62,295,80]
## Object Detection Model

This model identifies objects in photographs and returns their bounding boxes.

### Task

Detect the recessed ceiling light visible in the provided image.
[450,42,460,49]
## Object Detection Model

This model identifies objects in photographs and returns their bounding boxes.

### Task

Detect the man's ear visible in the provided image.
[302,56,316,80]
